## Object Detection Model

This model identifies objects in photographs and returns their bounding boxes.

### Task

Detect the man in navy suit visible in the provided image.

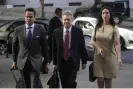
[52,11,89,88]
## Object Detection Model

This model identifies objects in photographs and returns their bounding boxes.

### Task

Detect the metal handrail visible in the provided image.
[5,29,14,58]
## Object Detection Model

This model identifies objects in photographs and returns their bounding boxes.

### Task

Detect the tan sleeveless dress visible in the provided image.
[91,25,119,78]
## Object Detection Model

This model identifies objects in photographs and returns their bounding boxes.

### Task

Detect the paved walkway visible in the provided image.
[0,54,133,88]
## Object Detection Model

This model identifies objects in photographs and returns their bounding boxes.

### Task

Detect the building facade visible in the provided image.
[5,0,133,18]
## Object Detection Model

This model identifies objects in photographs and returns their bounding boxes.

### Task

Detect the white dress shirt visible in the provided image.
[63,26,72,48]
[25,24,34,38]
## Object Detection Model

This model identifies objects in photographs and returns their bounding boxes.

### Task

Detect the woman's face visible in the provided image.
[101,8,111,23]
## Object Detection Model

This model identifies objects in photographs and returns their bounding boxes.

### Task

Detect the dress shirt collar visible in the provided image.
[25,24,34,29]
[63,25,72,33]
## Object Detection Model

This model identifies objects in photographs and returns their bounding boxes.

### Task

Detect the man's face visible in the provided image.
[25,11,35,25]
[62,15,72,29]
[58,11,62,18]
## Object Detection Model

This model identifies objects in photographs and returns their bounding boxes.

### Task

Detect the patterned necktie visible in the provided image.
[27,26,32,45]
[64,30,69,60]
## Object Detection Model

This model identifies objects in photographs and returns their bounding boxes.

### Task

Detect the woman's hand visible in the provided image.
[118,58,123,67]
[97,47,104,56]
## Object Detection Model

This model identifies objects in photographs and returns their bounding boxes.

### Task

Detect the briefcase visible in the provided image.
[10,68,26,88]
[47,70,60,88]
[89,62,97,82]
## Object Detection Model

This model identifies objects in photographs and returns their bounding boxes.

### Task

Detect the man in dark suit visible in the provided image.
[52,11,89,88]
[12,8,49,88]
[48,8,63,63]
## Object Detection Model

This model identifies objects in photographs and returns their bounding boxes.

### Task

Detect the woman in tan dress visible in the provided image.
[90,6,123,88]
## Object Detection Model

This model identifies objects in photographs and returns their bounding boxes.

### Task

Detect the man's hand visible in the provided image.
[12,62,17,69]
[82,64,86,70]
[53,65,58,71]
[44,63,49,74]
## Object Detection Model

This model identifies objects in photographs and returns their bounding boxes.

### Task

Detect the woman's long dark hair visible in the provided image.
[95,6,116,29]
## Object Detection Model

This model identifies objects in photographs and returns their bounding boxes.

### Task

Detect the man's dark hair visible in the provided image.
[25,8,36,16]
[55,8,62,14]
[96,6,115,29]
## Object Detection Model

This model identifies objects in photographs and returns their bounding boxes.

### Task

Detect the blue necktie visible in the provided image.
[27,26,32,45]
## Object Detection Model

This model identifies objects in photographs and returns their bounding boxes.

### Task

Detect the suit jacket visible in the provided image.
[48,16,62,44]
[12,24,49,72]
[48,16,62,36]
[52,26,88,71]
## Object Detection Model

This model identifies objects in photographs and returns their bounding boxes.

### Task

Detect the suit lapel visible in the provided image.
[31,24,37,42]
[60,27,64,51]
[29,24,37,47]
[70,26,74,49]
[23,24,37,48]
[62,26,74,50]
[23,25,28,47]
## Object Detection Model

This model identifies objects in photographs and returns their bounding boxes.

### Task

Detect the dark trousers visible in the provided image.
[48,37,52,63]
[22,59,43,88]
[59,57,77,88]
[49,44,52,63]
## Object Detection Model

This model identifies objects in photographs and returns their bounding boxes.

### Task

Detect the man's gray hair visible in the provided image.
[62,10,73,18]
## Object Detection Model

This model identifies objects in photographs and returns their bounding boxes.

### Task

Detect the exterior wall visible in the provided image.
[102,0,115,2]
[7,0,95,8]
[43,0,95,13]
[7,0,28,5]
[25,0,40,8]
[7,0,127,7]
[6,0,133,18]
[6,0,95,13]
